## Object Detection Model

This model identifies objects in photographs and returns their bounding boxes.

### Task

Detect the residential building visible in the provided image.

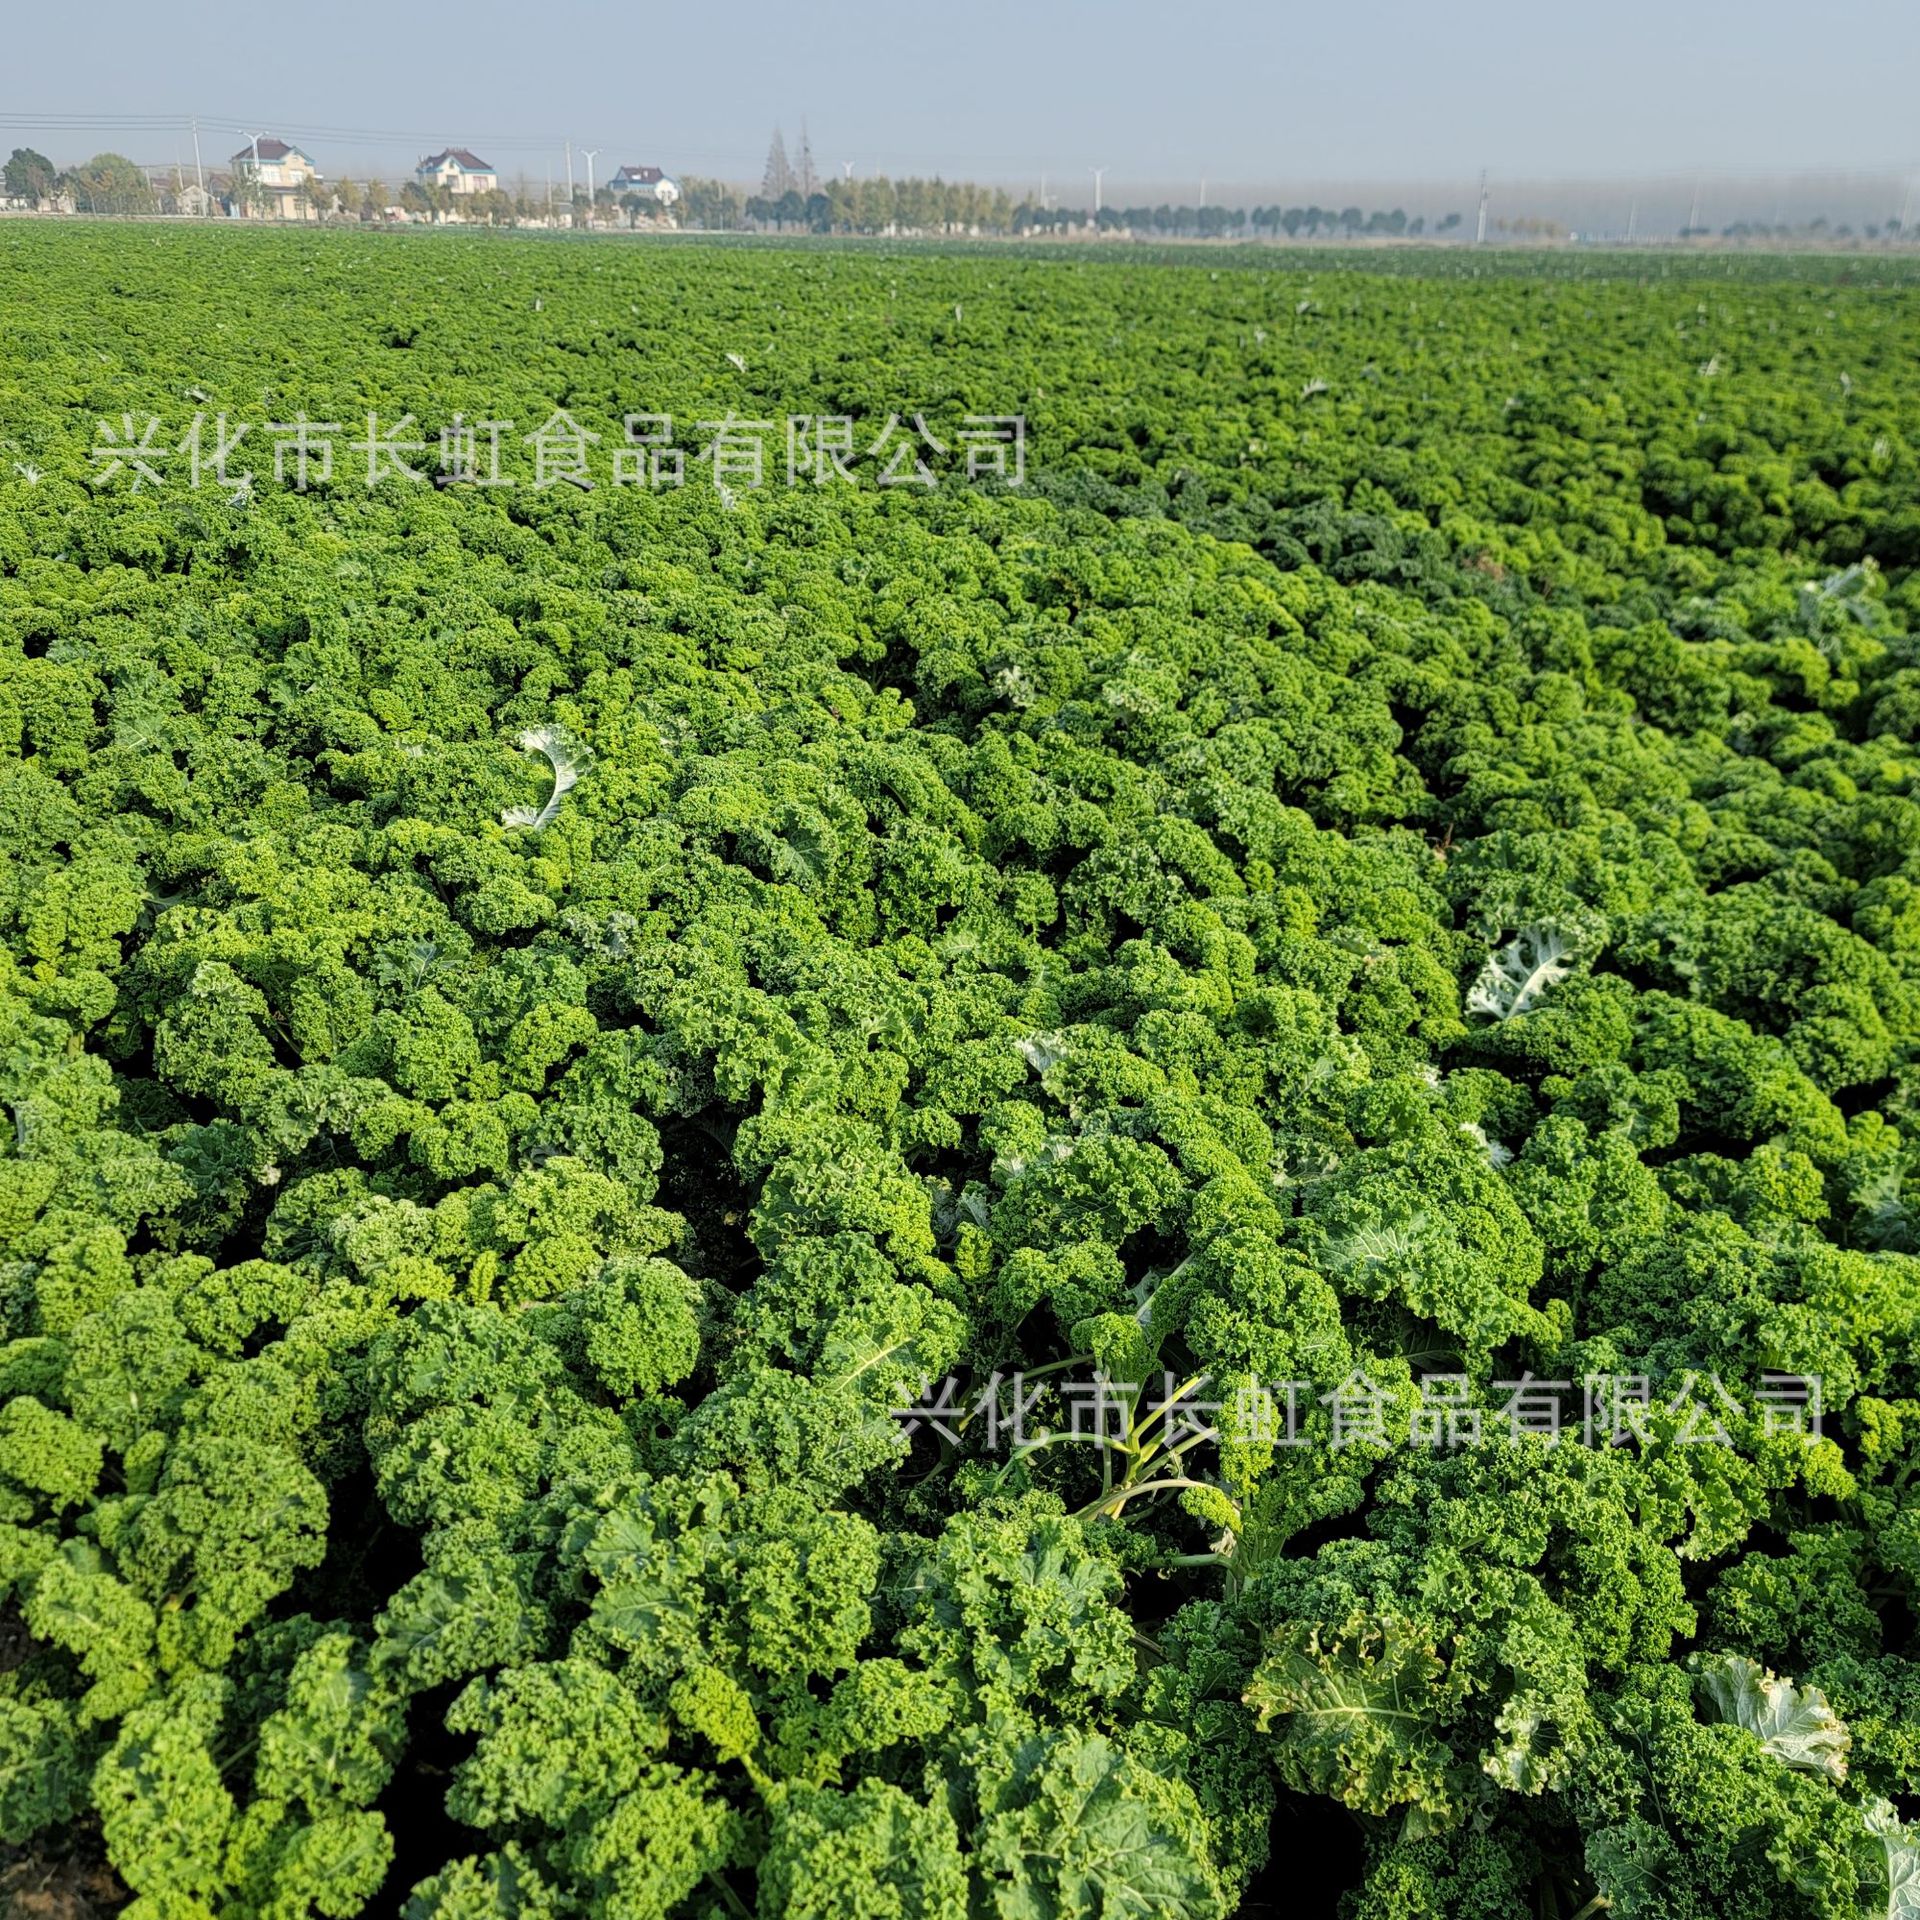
[417,149,499,197]
[609,164,680,208]
[229,138,322,220]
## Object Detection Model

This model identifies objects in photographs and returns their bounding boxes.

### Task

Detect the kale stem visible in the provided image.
[705,1873,751,1919]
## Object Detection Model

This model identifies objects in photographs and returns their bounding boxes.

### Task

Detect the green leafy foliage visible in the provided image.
[2,225,1920,1919]
[1693,1650,1852,1783]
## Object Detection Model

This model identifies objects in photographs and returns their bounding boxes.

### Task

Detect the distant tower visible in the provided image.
[761,127,794,200]
[796,119,818,200]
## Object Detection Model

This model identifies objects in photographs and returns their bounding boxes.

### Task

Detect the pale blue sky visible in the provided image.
[6,0,1918,194]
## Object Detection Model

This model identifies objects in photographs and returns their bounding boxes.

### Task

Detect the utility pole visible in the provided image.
[582,148,599,224]
[1686,178,1701,236]
[189,114,204,201]
[1199,177,1206,208]
[240,131,265,219]
[1475,169,1489,243]
[1089,165,1106,216]
[1626,197,1637,243]
[564,141,574,225]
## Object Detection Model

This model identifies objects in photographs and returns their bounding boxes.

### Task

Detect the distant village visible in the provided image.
[0,125,1034,235]
[0,137,683,226]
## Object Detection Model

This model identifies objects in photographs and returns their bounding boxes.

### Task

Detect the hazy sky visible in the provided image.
[7,0,1919,193]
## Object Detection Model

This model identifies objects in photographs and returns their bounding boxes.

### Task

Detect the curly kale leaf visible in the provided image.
[501,725,592,833]
[973,1731,1228,1920]
[1691,1651,1851,1783]
[1465,924,1591,1022]
[1244,1613,1469,1826]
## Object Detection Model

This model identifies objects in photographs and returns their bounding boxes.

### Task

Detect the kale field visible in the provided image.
[6,224,1920,1919]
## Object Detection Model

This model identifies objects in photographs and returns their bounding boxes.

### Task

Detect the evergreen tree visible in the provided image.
[760,127,793,201]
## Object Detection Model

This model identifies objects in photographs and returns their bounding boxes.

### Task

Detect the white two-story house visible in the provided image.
[609,164,680,209]
[416,149,499,197]
[229,138,322,220]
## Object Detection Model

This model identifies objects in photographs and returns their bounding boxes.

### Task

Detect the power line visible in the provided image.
[0,109,1092,177]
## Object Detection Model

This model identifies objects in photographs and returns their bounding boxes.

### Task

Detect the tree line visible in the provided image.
[29,146,1907,245]
[5,148,1464,239]
[676,176,1462,238]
